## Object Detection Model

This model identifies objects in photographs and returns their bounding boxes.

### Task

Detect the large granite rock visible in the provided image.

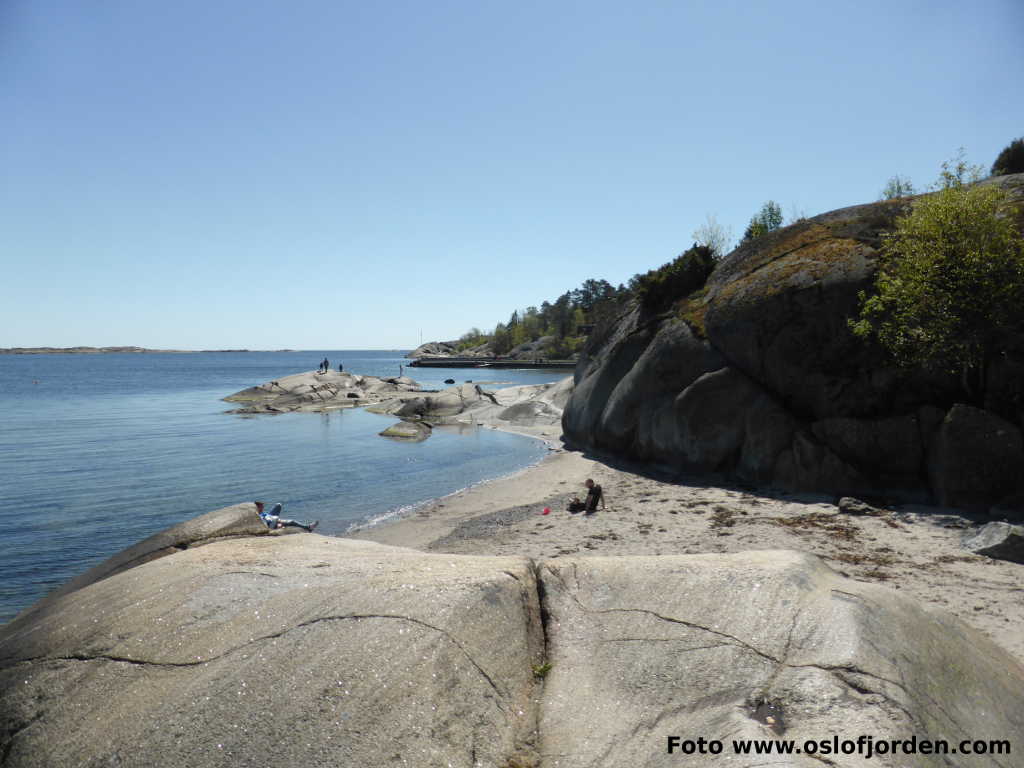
[3,510,1023,767]
[407,340,458,358]
[369,382,497,419]
[563,174,1024,510]
[928,404,1024,510]
[0,536,544,768]
[224,370,420,414]
[37,502,268,607]
[539,550,1024,767]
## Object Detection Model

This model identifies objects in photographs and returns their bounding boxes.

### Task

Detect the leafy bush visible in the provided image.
[851,180,1024,401]
[635,245,716,314]
[992,137,1024,176]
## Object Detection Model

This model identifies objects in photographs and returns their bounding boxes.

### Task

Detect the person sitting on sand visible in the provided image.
[567,479,604,515]
[256,501,319,532]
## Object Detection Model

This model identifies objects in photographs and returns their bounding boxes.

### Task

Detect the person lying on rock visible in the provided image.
[255,501,319,532]
[567,479,604,515]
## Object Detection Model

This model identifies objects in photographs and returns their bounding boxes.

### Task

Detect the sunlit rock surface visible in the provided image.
[2,508,1022,767]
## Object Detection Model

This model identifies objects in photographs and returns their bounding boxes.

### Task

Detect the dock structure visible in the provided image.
[407,356,576,369]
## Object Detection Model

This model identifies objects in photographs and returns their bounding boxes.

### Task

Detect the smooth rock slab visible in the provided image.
[538,550,1024,767]
[0,537,544,768]
[3,534,1024,768]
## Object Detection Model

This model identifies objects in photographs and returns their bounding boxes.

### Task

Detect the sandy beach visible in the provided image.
[350,379,1024,666]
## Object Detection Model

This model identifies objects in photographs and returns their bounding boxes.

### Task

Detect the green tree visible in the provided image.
[457,327,487,351]
[934,147,984,190]
[491,322,512,355]
[741,200,783,242]
[879,175,916,200]
[991,137,1024,176]
[851,181,1024,402]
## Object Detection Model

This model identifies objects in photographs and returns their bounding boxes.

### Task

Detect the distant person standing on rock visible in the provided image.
[256,502,319,532]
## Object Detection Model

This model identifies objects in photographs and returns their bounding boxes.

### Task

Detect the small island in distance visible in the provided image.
[0,347,272,354]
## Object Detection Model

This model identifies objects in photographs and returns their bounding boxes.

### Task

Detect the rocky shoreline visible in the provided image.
[222,369,422,414]
[2,500,1022,767]
[3,370,1022,765]
[222,368,1024,666]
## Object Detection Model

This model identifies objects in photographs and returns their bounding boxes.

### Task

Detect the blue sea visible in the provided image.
[0,351,569,623]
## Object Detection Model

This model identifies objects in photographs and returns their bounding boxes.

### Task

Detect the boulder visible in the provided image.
[378,420,432,441]
[962,522,1024,564]
[378,383,493,419]
[497,400,559,427]
[539,550,1024,767]
[837,496,884,516]
[928,404,1024,510]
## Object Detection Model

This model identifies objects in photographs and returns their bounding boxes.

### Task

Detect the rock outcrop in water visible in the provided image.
[224,370,421,414]
[1,505,1022,766]
[563,174,1024,512]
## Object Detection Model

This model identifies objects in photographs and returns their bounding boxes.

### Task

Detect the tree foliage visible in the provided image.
[879,174,916,200]
[691,214,734,260]
[851,180,1024,400]
[741,200,783,242]
[933,147,984,190]
[991,137,1024,177]
[457,279,630,359]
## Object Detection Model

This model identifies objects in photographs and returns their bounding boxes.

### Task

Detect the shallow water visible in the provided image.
[0,351,566,622]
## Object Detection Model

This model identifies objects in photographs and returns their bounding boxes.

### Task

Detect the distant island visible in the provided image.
[0,347,256,355]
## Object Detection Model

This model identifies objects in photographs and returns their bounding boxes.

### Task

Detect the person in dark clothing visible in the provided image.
[256,501,319,532]
[567,479,605,514]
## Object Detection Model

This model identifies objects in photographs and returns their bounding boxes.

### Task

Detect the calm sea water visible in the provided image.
[0,351,568,623]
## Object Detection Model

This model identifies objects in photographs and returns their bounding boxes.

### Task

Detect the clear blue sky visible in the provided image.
[3,0,1022,349]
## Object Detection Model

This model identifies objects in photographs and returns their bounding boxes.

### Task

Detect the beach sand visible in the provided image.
[349,382,1024,665]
